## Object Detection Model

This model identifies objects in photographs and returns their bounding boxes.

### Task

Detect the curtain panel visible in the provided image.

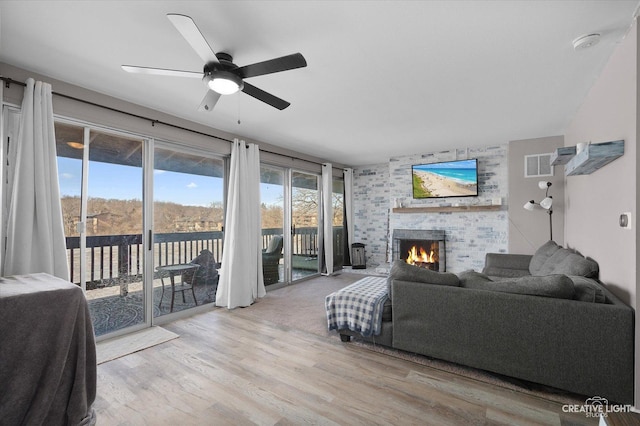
[3,78,69,280]
[216,139,265,308]
[343,168,354,265]
[320,163,334,275]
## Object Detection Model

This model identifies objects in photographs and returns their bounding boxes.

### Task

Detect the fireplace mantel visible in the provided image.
[392,205,505,214]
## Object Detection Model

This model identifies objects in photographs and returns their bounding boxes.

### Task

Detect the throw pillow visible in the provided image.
[535,248,573,276]
[388,260,460,299]
[462,273,575,300]
[550,252,599,278]
[529,241,599,278]
[570,276,606,303]
[529,240,561,275]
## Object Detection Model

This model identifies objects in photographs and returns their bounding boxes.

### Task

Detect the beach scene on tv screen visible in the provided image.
[412,159,478,198]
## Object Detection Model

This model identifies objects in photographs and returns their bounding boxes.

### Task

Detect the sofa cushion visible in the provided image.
[459,270,575,299]
[388,260,460,299]
[570,276,606,303]
[481,252,533,280]
[458,270,493,285]
[382,298,392,322]
[529,241,599,278]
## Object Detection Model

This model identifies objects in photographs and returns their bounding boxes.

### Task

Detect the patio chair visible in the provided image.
[262,235,283,285]
[185,249,219,287]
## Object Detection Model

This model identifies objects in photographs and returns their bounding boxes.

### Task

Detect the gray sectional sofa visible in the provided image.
[338,241,634,404]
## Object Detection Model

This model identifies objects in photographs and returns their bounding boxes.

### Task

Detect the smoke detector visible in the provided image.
[573,33,601,50]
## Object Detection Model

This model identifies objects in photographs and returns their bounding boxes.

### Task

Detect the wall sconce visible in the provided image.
[523,181,553,241]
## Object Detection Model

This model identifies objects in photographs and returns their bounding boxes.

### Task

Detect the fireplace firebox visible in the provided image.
[392,229,446,272]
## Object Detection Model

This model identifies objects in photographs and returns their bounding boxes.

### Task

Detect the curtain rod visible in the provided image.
[1,76,343,170]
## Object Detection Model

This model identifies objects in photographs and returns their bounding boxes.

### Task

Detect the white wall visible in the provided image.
[564,22,636,305]
[563,19,638,406]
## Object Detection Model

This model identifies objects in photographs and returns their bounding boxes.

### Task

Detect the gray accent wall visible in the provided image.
[507,135,565,254]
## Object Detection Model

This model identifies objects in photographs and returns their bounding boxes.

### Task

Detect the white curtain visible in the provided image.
[343,168,354,265]
[3,79,69,280]
[216,139,265,308]
[321,163,333,275]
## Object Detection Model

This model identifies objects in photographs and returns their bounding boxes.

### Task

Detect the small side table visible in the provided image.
[156,264,200,312]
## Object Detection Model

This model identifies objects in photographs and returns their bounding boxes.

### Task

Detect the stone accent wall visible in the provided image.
[352,163,390,268]
[353,145,509,272]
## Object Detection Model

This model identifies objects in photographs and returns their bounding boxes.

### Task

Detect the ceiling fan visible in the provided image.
[122,13,307,111]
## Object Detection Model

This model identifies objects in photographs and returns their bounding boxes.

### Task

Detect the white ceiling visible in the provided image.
[1,1,638,166]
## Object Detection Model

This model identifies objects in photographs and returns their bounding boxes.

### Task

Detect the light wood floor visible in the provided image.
[94,307,600,426]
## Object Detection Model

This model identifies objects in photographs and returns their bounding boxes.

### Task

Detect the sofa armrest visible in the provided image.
[482,253,532,278]
[391,279,634,404]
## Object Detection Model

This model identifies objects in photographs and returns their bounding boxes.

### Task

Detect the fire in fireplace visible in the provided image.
[392,229,446,272]
[404,241,440,269]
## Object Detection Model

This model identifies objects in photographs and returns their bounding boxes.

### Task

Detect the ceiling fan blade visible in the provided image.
[198,90,221,112]
[167,14,219,64]
[237,53,307,79]
[122,65,202,78]
[242,82,290,110]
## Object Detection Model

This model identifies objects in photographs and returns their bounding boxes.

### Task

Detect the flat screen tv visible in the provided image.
[412,158,478,199]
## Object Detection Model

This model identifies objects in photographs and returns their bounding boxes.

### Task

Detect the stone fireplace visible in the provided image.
[392,229,446,272]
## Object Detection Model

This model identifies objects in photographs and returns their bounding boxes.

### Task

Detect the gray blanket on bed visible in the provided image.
[0,273,97,425]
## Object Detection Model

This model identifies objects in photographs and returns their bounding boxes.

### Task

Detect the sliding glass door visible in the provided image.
[56,121,146,337]
[291,171,320,280]
[260,165,285,285]
[1,106,232,339]
[332,176,345,271]
[52,120,228,338]
[259,166,320,284]
[152,144,225,317]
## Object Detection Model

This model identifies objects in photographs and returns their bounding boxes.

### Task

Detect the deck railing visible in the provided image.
[66,227,343,289]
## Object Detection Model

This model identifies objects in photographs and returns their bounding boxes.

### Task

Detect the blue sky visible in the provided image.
[414,159,477,170]
[154,169,224,206]
[58,157,282,206]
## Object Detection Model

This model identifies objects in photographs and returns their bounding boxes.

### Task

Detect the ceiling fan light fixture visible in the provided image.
[204,71,244,95]
[66,141,84,150]
[125,14,305,111]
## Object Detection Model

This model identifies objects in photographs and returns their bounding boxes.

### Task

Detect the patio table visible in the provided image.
[156,263,200,312]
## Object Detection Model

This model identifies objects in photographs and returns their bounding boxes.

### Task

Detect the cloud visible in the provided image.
[61,173,74,179]
[154,170,166,174]
[186,182,198,188]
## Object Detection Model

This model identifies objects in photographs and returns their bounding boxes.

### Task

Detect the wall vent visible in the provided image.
[524,153,553,178]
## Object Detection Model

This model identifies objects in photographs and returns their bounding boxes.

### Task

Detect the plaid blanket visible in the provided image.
[325,276,388,337]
